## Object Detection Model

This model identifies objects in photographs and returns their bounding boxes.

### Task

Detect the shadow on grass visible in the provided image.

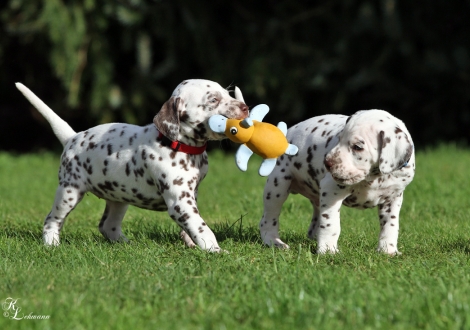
[129,214,311,248]
[1,225,105,245]
[439,237,470,255]
[2,215,311,248]
[131,214,264,244]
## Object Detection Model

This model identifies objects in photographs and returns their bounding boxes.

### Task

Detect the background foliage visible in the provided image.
[0,0,469,151]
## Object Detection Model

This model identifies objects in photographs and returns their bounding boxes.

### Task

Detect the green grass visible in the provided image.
[1,145,469,330]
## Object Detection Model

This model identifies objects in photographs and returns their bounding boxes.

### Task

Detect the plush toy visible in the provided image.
[209,104,298,176]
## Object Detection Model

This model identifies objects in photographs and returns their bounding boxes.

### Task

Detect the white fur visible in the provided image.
[16,83,75,146]
[260,110,415,255]
[17,79,249,251]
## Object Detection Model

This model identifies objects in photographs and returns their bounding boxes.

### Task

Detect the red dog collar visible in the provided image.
[158,132,207,155]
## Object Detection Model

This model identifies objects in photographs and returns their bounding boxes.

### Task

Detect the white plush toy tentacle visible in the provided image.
[235,144,253,171]
[259,158,277,176]
[249,104,270,122]
[277,122,287,136]
[285,144,299,156]
[208,115,227,133]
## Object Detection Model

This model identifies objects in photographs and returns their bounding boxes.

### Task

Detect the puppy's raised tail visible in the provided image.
[16,83,76,146]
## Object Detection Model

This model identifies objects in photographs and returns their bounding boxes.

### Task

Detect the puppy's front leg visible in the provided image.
[167,197,220,252]
[316,176,350,254]
[377,193,403,255]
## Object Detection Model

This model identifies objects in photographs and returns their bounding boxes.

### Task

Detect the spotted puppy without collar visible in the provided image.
[16,79,248,252]
[260,110,415,255]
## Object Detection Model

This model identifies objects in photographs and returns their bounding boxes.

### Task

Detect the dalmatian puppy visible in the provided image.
[16,79,248,252]
[260,110,415,255]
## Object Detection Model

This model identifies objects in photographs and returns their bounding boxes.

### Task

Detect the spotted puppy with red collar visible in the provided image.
[16,79,248,252]
[260,110,415,255]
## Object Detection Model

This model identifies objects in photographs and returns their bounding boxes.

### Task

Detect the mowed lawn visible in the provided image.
[0,145,469,330]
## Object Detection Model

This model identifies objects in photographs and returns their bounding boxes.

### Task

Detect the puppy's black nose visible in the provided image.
[324,159,333,171]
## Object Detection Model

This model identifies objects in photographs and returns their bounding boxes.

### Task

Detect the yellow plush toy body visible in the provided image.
[223,118,288,159]
[209,104,298,176]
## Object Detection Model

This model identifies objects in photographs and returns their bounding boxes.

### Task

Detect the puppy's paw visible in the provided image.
[208,246,229,254]
[43,232,60,246]
[262,236,290,249]
[377,246,401,256]
[316,244,339,254]
[180,230,197,248]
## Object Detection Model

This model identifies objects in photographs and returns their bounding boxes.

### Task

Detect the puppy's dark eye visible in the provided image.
[352,145,363,151]
[210,98,219,103]
[230,127,238,135]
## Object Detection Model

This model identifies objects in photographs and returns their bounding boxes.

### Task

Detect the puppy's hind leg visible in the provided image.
[306,199,321,240]
[98,201,129,242]
[43,184,84,245]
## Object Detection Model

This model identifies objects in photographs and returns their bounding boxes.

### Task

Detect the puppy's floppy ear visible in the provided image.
[378,129,413,174]
[153,97,182,141]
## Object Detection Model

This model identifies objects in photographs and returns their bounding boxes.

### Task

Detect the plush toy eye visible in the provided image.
[229,127,238,135]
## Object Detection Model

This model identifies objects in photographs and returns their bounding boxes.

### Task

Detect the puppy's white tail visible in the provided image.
[16,83,76,146]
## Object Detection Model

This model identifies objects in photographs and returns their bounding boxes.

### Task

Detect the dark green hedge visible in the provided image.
[1,0,468,151]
